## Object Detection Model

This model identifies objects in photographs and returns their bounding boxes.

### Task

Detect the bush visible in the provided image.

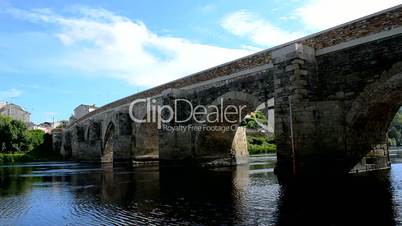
[388,109,402,146]
[249,143,277,154]
[249,136,267,145]
[254,111,268,124]
[247,134,276,154]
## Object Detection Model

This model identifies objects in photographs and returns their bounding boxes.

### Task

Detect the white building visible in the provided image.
[73,104,97,120]
[31,120,68,133]
[0,102,31,123]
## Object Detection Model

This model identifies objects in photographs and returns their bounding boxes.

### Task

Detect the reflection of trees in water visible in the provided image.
[390,149,402,163]
[0,166,43,196]
[0,165,44,221]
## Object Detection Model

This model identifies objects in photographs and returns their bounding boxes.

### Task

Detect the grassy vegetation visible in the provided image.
[247,134,276,155]
[0,152,30,163]
[0,148,63,164]
[0,150,63,164]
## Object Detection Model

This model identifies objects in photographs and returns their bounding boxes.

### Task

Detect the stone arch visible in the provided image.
[201,91,262,125]
[194,91,268,166]
[346,63,402,170]
[102,122,115,163]
[346,62,402,126]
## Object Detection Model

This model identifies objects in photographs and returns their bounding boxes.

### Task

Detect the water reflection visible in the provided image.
[0,151,402,225]
[276,172,396,225]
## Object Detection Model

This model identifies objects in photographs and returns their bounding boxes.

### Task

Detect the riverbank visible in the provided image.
[0,149,62,164]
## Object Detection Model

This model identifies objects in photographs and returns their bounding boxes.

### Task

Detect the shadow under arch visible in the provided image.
[194,91,273,166]
[345,65,402,171]
[102,122,115,163]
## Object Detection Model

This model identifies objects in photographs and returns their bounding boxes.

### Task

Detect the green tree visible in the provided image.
[0,116,60,162]
[255,111,268,124]
[27,129,45,150]
[240,111,268,129]
[0,115,13,151]
[11,119,30,151]
[0,115,31,152]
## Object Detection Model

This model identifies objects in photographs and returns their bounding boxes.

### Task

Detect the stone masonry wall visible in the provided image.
[295,33,402,174]
[315,34,402,100]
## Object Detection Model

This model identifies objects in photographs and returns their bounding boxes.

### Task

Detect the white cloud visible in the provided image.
[295,0,402,30]
[221,10,304,47]
[0,88,22,100]
[8,7,253,87]
[222,1,402,46]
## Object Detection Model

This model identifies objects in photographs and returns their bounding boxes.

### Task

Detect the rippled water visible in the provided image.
[1,151,402,225]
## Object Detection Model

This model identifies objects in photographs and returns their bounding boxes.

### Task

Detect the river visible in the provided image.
[1,150,402,225]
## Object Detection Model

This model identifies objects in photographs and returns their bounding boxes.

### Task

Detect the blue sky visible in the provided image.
[0,0,401,123]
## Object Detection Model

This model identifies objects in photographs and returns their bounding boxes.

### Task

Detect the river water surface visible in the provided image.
[1,150,402,225]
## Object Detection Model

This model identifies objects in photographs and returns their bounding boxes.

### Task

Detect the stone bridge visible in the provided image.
[56,5,402,179]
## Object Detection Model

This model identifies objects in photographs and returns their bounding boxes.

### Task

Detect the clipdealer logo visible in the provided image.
[128,98,247,131]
